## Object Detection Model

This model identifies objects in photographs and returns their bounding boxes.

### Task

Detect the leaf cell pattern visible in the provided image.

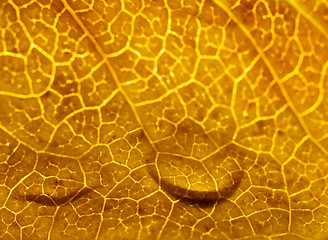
[0,0,328,239]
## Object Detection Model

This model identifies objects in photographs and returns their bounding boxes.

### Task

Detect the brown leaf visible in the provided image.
[0,0,328,239]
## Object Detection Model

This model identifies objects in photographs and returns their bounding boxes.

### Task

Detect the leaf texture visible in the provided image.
[0,0,328,239]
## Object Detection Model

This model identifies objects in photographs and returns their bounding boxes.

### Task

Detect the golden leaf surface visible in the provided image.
[0,0,328,239]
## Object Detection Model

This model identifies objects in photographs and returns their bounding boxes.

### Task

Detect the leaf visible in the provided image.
[0,0,328,239]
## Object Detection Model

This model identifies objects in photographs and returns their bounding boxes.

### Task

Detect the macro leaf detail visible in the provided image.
[0,0,328,239]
